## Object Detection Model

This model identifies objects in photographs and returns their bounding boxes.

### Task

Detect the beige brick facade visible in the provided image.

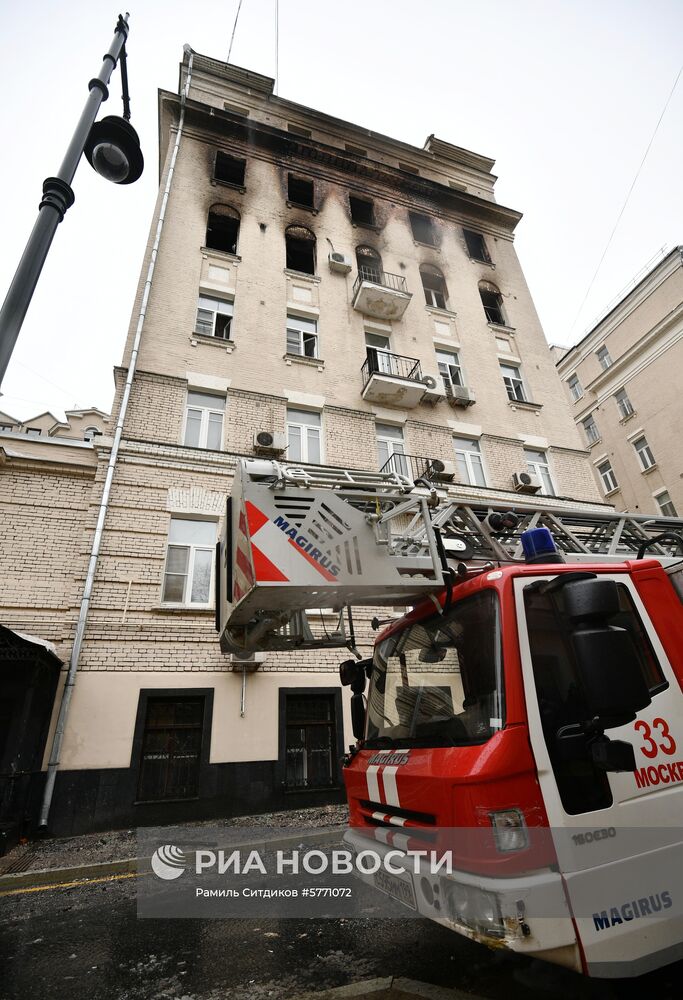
[1,52,605,835]
[556,248,683,517]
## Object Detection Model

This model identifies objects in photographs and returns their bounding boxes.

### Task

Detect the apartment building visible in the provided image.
[0,51,605,838]
[555,247,683,517]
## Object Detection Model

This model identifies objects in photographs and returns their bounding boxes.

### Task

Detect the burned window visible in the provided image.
[479,281,506,325]
[420,264,448,309]
[205,204,240,255]
[356,245,383,283]
[409,211,436,246]
[285,224,316,275]
[349,195,375,226]
[463,229,491,263]
[288,174,315,208]
[214,152,246,186]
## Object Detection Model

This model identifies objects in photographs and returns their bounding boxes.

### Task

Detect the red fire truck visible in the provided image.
[218,458,683,978]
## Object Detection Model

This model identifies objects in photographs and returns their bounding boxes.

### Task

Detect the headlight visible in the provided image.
[490,809,529,853]
[443,881,504,938]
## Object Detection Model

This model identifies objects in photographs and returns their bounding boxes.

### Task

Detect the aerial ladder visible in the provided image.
[216,457,683,657]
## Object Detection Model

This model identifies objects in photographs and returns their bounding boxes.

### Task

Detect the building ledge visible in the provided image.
[425,305,458,320]
[200,246,241,264]
[489,322,516,335]
[413,240,441,252]
[155,605,215,615]
[190,333,236,352]
[210,179,246,194]
[619,410,637,425]
[508,400,543,412]
[283,268,321,283]
[286,200,319,215]
[641,463,659,475]
[283,353,324,370]
[604,487,622,499]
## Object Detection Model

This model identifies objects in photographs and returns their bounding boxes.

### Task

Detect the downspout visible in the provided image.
[39,46,195,827]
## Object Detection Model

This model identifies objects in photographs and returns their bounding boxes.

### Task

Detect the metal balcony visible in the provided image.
[379,453,455,485]
[361,349,426,407]
[352,267,412,320]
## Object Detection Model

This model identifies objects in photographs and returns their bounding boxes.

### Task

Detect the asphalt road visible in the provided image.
[2,872,683,1000]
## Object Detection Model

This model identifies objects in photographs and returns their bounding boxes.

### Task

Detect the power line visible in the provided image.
[567,60,683,341]
[227,0,244,64]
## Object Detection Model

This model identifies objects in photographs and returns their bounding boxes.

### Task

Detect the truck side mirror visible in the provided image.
[339,658,372,694]
[350,693,366,741]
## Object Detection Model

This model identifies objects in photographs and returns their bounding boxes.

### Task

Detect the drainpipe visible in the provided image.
[39,46,196,827]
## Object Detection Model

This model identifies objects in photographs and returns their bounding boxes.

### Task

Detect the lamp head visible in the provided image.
[85,116,144,185]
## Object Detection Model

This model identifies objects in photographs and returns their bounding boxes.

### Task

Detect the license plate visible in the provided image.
[373,868,416,910]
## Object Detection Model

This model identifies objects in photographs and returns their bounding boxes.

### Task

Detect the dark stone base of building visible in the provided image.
[47,761,346,837]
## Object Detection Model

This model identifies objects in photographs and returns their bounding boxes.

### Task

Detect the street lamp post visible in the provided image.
[0,12,143,386]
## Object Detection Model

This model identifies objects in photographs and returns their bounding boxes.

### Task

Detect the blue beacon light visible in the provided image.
[520,527,564,564]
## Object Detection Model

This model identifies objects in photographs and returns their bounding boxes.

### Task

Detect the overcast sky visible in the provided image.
[1,0,681,421]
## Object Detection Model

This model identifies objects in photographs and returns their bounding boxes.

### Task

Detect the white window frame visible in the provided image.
[596,345,612,370]
[582,414,600,446]
[376,423,407,476]
[436,349,463,390]
[286,314,319,359]
[567,374,583,401]
[597,459,618,494]
[654,490,677,518]
[161,518,217,607]
[614,387,634,419]
[452,436,486,487]
[500,363,527,403]
[195,295,234,339]
[182,391,225,450]
[286,408,323,464]
[633,435,656,471]
[524,448,555,496]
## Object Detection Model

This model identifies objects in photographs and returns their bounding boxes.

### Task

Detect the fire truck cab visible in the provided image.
[341,555,683,977]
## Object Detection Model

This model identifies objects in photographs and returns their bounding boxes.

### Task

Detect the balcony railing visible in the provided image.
[362,349,422,390]
[353,267,408,297]
[379,453,451,485]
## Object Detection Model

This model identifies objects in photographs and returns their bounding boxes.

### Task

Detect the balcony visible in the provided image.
[352,267,412,320]
[361,349,426,408]
[380,453,455,485]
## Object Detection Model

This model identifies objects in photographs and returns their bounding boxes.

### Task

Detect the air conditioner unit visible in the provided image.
[328,252,353,274]
[512,471,541,494]
[419,373,446,405]
[429,459,456,483]
[253,430,286,454]
[446,383,476,408]
[230,651,267,671]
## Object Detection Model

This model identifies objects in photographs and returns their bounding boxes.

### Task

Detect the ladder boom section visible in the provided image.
[217,459,683,654]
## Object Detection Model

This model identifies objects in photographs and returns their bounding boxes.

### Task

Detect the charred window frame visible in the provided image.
[479,281,506,326]
[287,174,315,209]
[206,205,240,255]
[285,225,316,275]
[409,211,437,246]
[214,152,246,187]
[420,264,449,309]
[349,195,375,226]
[356,245,383,283]
[463,229,491,263]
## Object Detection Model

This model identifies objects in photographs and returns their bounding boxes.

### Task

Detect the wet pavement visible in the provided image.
[2,869,683,1000]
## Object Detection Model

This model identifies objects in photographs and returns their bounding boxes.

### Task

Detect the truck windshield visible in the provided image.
[365,590,503,749]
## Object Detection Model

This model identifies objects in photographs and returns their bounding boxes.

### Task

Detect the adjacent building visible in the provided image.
[555,247,683,517]
[0,51,604,839]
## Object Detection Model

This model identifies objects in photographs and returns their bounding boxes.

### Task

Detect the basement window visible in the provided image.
[409,211,436,246]
[206,205,240,255]
[214,152,246,187]
[288,174,315,208]
[349,195,375,226]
